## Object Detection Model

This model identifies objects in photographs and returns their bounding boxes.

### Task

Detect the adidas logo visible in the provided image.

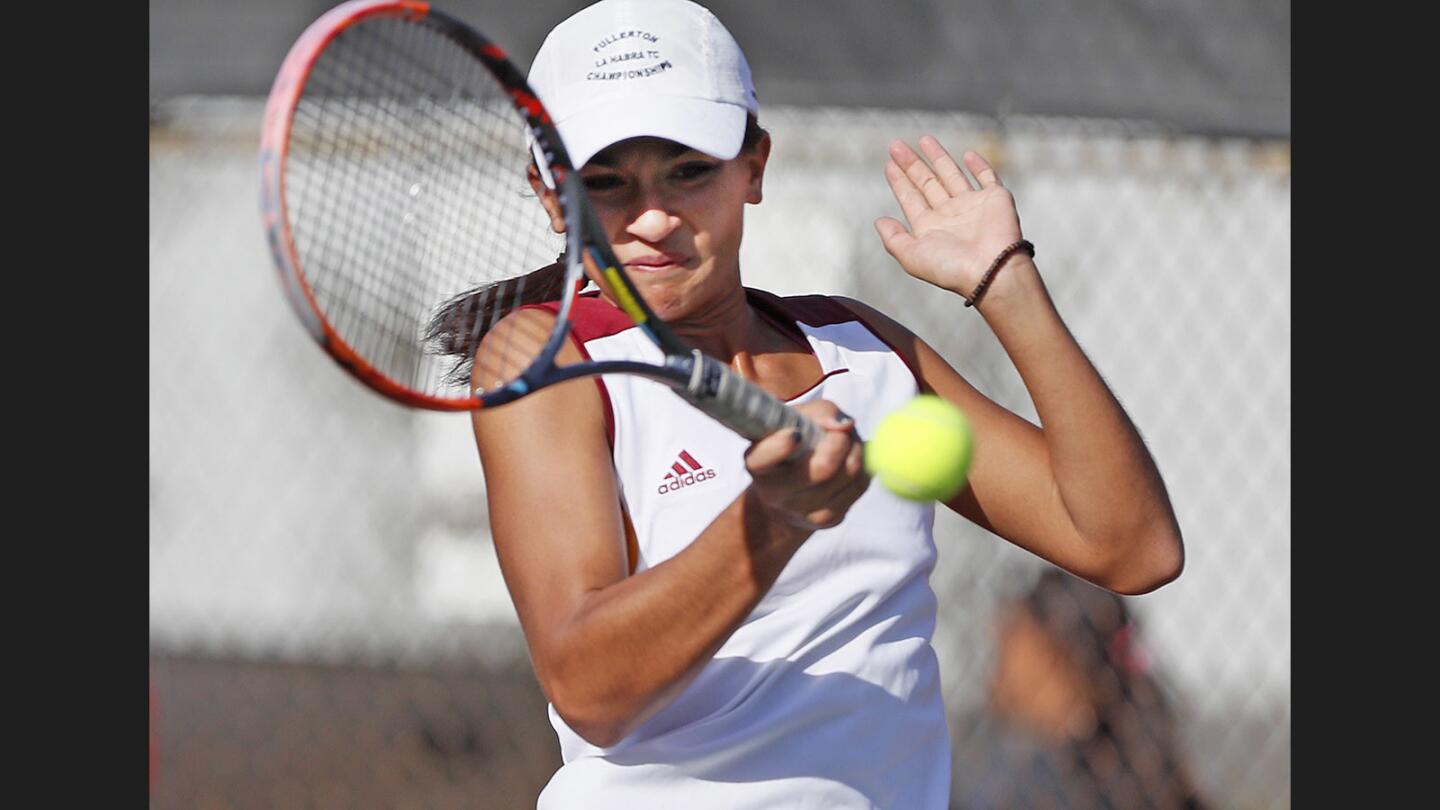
[657,450,717,495]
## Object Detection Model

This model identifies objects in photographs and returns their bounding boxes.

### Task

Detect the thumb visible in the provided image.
[874,217,915,262]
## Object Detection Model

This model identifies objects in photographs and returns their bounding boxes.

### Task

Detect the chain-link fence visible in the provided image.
[150,96,1289,809]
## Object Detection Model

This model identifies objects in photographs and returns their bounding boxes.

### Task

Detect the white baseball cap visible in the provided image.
[528,0,759,172]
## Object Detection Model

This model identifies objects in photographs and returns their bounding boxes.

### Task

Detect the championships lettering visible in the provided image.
[587,60,674,81]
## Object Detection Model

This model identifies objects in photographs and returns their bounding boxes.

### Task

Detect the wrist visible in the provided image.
[964,239,1035,308]
[743,487,816,550]
[972,254,1048,320]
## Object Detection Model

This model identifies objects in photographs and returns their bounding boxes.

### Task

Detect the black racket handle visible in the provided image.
[674,350,826,453]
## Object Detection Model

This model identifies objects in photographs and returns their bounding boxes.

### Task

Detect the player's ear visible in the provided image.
[527,163,567,233]
[743,131,771,205]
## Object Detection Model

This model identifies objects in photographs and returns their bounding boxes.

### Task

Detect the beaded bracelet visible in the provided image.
[964,239,1035,308]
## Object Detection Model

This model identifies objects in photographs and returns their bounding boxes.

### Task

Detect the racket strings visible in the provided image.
[308,22,488,384]
[283,15,564,401]
[309,102,414,379]
[427,259,570,391]
[293,32,452,386]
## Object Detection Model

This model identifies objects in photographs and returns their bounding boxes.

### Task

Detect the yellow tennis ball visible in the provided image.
[865,395,973,502]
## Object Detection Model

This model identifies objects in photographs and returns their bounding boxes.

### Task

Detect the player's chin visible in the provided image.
[637,289,689,321]
[623,264,692,301]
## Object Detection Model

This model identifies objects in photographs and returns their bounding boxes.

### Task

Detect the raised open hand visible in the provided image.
[874,136,1025,299]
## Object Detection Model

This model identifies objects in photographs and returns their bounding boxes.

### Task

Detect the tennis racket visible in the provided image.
[259,0,822,451]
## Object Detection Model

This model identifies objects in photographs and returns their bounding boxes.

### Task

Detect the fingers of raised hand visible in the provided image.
[963,150,1003,189]
[889,140,952,208]
[884,159,932,225]
[918,135,977,194]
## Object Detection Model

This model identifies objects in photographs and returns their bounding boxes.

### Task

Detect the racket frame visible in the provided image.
[260,0,819,448]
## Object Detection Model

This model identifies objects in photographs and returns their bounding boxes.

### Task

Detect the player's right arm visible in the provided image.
[471,326,864,748]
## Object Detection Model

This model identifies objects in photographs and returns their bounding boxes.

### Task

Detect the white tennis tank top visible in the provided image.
[535,289,950,809]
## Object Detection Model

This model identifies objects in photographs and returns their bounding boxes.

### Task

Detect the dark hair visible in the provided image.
[424,256,570,387]
[739,112,768,151]
[426,114,769,387]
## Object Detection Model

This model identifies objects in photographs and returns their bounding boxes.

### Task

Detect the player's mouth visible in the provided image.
[625,252,690,273]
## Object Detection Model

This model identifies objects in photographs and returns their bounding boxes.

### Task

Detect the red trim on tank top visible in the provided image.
[746,287,865,330]
[745,287,923,391]
[526,293,626,448]
[803,294,925,392]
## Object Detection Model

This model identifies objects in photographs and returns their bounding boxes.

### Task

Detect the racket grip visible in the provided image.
[678,351,823,451]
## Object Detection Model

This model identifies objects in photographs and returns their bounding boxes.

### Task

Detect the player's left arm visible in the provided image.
[862,136,1184,595]
[839,296,1182,595]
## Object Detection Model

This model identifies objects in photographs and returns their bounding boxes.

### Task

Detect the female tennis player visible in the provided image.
[445,0,1184,806]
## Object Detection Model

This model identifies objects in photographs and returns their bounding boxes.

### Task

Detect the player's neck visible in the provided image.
[672,286,817,392]
[669,284,755,360]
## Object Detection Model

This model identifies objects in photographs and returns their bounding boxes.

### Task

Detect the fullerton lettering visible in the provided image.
[592,30,660,52]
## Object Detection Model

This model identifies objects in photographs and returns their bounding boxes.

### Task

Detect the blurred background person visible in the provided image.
[966,569,1210,810]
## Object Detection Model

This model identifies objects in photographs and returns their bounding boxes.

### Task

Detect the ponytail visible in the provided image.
[425,256,571,387]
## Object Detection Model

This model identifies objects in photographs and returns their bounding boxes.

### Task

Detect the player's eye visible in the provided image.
[672,161,717,181]
[582,173,625,192]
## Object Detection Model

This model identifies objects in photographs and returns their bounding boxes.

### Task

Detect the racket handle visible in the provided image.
[678,351,824,451]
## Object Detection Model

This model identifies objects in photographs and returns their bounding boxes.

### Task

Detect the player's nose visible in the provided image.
[627,207,681,243]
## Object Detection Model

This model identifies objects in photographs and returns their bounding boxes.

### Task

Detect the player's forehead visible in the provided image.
[584,137,704,169]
